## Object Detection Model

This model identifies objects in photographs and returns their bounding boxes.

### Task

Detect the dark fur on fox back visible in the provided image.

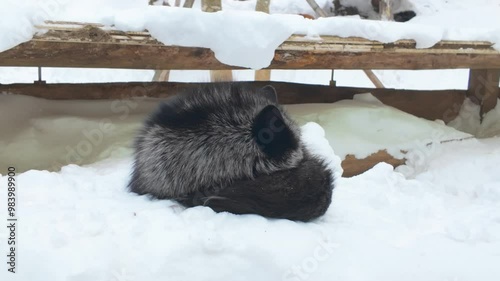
[129,83,334,221]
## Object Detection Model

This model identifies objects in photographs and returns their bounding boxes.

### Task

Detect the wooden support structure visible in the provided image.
[467,69,500,119]
[201,0,222,12]
[256,0,270,14]
[151,0,183,81]
[201,0,233,82]
[305,0,328,17]
[0,81,469,123]
[363,69,385,88]
[152,70,170,81]
[255,70,271,81]
[1,22,500,176]
[254,0,272,81]
[378,0,392,21]
[183,0,195,8]
[1,24,499,70]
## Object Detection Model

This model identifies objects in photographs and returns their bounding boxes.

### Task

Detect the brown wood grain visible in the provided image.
[1,35,499,70]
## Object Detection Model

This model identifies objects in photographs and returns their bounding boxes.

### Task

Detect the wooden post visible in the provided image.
[255,0,270,13]
[305,0,327,17]
[202,0,222,12]
[210,70,233,82]
[379,0,393,21]
[152,70,170,82]
[201,0,233,81]
[255,70,271,81]
[363,70,385,88]
[152,0,182,81]
[254,0,271,81]
[467,69,500,119]
[183,0,195,8]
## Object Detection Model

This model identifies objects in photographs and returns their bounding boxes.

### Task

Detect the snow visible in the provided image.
[1,120,500,281]
[449,98,500,138]
[0,1,44,53]
[1,1,500,280]
[112,5,498,68]
[288,94,471,160]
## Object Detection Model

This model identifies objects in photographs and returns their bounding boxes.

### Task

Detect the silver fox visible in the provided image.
[129,83,334,221]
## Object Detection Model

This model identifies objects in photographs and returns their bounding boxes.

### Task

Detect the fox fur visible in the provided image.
[129,83,334,221]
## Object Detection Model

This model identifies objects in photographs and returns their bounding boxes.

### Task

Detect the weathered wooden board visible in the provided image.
[0,81,468,122]
[0,23,499,70]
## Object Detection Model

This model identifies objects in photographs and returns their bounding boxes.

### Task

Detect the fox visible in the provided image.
[128,83,334,221]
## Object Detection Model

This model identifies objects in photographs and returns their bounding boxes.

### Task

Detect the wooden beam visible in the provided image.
[152,70,170,81]
[305,0,328,17]
[1,22,499,70]
[183,0,195,8]
[2,37,498,70]
[255,0,270,13]
[378,0,393,21]
[210,70,233,81]
[467,69,500,118]
[0,81,467,122]
[254,1,272,81]
[363,69,385,88]
[202,0,221,12]
[255,70,271,81]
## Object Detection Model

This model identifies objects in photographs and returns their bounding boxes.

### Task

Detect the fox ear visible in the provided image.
[252,105,298,160]
[259,85,278,103]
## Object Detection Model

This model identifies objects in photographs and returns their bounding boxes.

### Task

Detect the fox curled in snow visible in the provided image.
[129,83,334,222]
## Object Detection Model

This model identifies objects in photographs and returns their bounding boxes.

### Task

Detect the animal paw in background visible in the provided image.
[333,0,416,22]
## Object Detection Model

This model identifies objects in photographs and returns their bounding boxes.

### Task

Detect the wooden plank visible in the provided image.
[210,70,233,81]
[363,69,385,88]
[1,36,499,70]
[467,69,500,118]
[255,70,271,81]
[0,81,467,122]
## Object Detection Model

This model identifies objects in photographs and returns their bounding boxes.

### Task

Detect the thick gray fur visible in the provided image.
[129,83,334,221]
[130,83,303,198]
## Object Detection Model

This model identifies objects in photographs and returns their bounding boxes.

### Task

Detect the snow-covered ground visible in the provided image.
[1,0,500,280]
[1,91,500,281]
[1,123,500,281]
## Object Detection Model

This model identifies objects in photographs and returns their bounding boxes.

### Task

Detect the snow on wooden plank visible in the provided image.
[0,23,499,70]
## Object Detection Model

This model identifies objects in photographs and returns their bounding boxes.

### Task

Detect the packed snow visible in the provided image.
[1,1,500,280]
[1,120,500,281]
